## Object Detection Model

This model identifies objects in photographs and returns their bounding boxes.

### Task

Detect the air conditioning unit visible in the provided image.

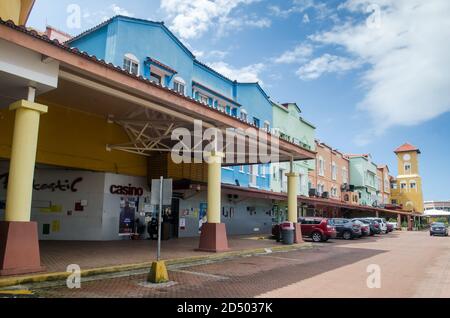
[322,192,329,199]
[309,188,317,197]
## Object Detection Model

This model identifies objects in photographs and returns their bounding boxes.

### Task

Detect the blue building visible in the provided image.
[68,15,273,190]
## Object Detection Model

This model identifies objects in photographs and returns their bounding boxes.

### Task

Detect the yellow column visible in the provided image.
[286,172,299,223]
[5,99,48,222]
[206,151,224,224]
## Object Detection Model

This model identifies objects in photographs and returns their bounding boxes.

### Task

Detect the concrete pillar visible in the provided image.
[286,169,303,243]
[5,100,48,221]
[0,98,47,276]
[407,215,413,231]
[198,151,229,252]
[397,214,402,230]
[206,152,222,224]
[286,172,299,223]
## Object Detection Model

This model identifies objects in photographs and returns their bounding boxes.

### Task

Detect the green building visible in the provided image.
[271,102,316,197]
[347,154,380,207]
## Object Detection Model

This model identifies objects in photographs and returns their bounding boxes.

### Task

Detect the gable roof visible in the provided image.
[394,143,421,154]
[67,15,196,59]
[236,82,271,101]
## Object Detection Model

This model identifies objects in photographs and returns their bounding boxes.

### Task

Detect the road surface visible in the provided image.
[25,231,450,298]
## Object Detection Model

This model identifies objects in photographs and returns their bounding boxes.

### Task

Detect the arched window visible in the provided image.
[123,53,139,76]
[173,76,186,95]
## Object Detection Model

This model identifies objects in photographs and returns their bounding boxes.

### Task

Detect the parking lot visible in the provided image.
[27,230,449,298]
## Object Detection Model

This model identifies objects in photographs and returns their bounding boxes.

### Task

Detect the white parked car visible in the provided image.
[387,222,398,230]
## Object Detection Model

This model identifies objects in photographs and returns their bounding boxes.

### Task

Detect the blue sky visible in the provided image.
[28,0,450,200]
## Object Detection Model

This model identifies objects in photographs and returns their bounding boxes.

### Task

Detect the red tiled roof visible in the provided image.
[394,143,420,154]
[345,154,369,158]
[146,57,177,74]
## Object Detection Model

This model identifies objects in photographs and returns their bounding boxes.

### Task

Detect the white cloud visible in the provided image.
[81,4,134,27]
[310,0,450,136]
[274,43,313,64]
[160,0,266,39]
[268,0,335,22]
[110,4,134,17]
[207,61,264,83]
[193,49,229,60]
[296,54,362,80]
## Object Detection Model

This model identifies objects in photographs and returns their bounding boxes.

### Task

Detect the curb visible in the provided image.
[0,242,312,288]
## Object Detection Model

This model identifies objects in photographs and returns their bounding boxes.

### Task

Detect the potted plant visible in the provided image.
[401,221,408,231]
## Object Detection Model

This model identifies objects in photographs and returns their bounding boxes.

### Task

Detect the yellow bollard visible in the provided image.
[147,261,169,284]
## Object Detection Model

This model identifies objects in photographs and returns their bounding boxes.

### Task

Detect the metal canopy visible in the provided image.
[36,69,315,166]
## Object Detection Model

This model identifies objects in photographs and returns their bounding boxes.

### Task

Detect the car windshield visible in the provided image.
[433,223,445,226]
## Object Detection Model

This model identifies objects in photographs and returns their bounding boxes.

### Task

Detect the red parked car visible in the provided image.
[299,217,337,242]
[273,217,337,243]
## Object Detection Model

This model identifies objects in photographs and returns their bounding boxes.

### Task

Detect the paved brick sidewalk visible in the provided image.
[36,235,280,273]
[31,231,450,298]
[33,242,380,298]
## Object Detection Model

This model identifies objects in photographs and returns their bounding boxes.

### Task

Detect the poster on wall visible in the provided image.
[119,197,138,236]
[199,203,207,233]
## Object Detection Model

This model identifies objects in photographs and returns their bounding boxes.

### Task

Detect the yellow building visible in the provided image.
[390,143,424,213]
[0,0,35,25]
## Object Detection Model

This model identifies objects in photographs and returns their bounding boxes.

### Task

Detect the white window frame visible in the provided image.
[342,167,348,184]
[123,53,139,76]
[261,165,266,178]
[410,181,417,190]
[240,109,248,121]
[400,182,407,190]
[198,93,209,105]
[263,120,271,132]
[331,161,337,180]
[318,157,324,177]
[384,174,390,192]
[239,165,245,173]
[173,77,186,95]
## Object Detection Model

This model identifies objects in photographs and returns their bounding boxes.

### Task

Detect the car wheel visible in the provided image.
[311,232,323,243]
[430,233,433,236]
[343,231,352,240]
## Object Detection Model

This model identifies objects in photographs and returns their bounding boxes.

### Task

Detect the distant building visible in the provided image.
[309,141,350,201]
[377,165,391,205]
[44,26,72,42]
[424,201,450,212]
[346,154,379,207]
[390,143,424,213]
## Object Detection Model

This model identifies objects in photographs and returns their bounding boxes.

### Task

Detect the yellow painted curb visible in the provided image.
[0,290,33,295]
[0,242,312,288]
